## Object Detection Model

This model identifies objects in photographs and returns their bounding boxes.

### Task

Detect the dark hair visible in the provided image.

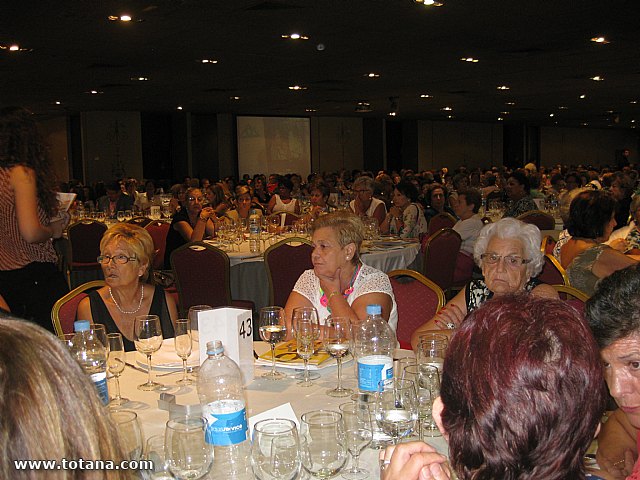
[278,176,294,191]
[457,188,481,214]
[310,182,330,199]
[394,180,419,203]
[441,294,606,480]
[564,171,583,188]
[428,183,447,203]
[105,180,121,193]
[566,190,616,239]
[586,263,640,348]
[508,170,531,194]
[0,107,58,217]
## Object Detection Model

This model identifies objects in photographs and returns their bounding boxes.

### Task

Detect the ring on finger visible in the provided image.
[380,459,391,472]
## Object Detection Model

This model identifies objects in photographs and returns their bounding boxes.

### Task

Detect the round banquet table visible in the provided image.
[116,341,448,479]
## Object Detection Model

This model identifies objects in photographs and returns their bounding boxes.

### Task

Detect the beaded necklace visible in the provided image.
[320,262,361,313]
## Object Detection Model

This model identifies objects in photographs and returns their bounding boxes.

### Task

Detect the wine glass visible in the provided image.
[107,333,128,406]
[292,307,319,387]
[339,402,373,480]
[233,228,244,252]
[117,210,125,222]
[251,418,301,480]
[134,315,164,391]
[124,209,133,222]
[144,434,174,480]
[323,316,352,397]
[91,323,108,354]
[188,304,212,359]
[110,410,144,461]
[300,410,347,479]
[416,333,448,374]
[58,332,75,349]
[375,378,419,445]
[258,306,287,380]
[165,416,213,480]
[174,319,193,385]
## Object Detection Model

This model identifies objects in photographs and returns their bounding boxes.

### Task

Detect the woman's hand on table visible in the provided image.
[433,303,465,329]
[379,441,451,480]
[609,238,628,253]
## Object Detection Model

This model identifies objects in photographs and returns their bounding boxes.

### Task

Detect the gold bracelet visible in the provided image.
[327,291,341,303]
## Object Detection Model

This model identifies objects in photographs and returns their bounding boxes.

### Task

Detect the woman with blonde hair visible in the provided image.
[0,316,135,479]
[78,223,177,351]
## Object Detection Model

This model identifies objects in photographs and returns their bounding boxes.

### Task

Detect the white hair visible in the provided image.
[473,217,544,278]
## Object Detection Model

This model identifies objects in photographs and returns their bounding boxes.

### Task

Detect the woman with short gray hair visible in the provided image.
[349,176,387,226]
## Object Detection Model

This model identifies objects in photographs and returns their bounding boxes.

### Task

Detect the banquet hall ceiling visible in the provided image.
[1,0,639,129]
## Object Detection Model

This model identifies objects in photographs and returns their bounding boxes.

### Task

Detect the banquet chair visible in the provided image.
[128,216,152,227]
[66,220,107,288]
[553,284,589,315]
[540,235,557,254]
[536,253,570,286]
[145,220,171,271]
[516,210,556,230]
[427,212,457,236]
[452,251,476,291]
[389,269,445,350]
[170,242,254,317]
[422,228,462,295]
[51,280,105,336]
[264,236,314,307]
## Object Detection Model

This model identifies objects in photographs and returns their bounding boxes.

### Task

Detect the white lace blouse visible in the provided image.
[292,263,398,331]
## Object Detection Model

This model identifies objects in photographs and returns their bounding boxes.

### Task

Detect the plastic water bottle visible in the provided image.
[70,320,108,405]
[249,216,260,253]
[197,340,251,479]
[351,304,395,395]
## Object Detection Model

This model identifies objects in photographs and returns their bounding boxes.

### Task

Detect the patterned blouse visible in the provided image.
[503,196,537,218]
[465,277,542,313]
[389,203,428,239]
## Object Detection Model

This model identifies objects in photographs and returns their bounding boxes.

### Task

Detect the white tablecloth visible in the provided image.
[117,342,448,479]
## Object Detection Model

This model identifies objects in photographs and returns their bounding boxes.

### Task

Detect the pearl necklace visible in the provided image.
[109,285,144,315]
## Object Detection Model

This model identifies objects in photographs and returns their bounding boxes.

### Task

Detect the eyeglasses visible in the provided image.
[97,254,138,265]
[187,196,205,203]
[480,253,530,268]
[353,189,371,194]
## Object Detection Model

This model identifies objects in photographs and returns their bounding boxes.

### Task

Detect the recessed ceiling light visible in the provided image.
[549,113,554,117]
[288,85,307,90]
[579,94,587,99]
[305,108,317,112]
[631,100,638,104]
[590,75,604,81]
[54,101,62,105]
[282,33,309,40]
[177,106,183,110]
[355,102,372,113]
[130,76,148,81]
[229,96,241,100]
[415,0,444,6]
[365,73,380,78]
[388,112,397,117]
[505,101,516,106]
[581,122,589,126]
[590,36,610,44]
[497,85,510,90]
[108,14,133,22]
[447,115,454,119]
[441,107,452,111]
[9,45,19,51]
[631,120,636,123]
[460,57,479,63]
[420,94,433,98]
[200,59,218,64]
[497,117,504,121]
[558,106,568,110]
[85,90,103,95]
[500,111,510,115]
[0,44,31,52]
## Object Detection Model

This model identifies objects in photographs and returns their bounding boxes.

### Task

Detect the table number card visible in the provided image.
[197,307,254,385]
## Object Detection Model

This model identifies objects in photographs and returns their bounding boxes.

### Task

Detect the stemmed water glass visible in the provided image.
[300,410,347,479]
[258,306,287,380]
[339,402,373,480]
[117,210,125,222]
[416,333,448,373]
[165,416,213,480]
[188,304,212,356]
[375,378,419,445]
[292,307,319,387]
[174,319,193,385]
[124,209,133,222]
[110,410,144,461]
[134,315,164,391]
[323,316,352,397]
[107,333,128,406]
[251,418,301,480]
[144,434,174,480]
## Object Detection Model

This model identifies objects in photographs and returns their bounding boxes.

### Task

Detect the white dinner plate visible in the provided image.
[135,338,199,371]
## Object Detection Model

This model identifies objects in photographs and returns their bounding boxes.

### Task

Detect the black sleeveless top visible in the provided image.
[88,285,175,351]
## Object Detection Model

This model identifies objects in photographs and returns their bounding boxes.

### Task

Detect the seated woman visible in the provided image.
[205,183,233,218]
[302,182,331,222]
[267,177,301,215]
[78,223,177,351]
[410,217,557,349]
[503,170,537,218]
[586,264,640,480]
[381,295,610,480]
[225,185,263,224]
[284,210,397,332]
[561,190,637,296]
[0,316,133,479]
[349,175,387,227]
[422,183,456,224]
[163,187,217,269]
[380,180,428,239]
[608,194,640,255]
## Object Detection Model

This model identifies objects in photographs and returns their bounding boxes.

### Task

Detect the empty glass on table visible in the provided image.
[339,402,372,480]
[109,409,144,461]
[165,416,213,480]
[107,332,128,406]
[251,418,301,480]
[300,410,347,479]
[292,307,320,387]
[174,319,193,385]
[134,314,164,391]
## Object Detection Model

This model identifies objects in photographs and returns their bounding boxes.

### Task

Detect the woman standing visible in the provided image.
[0,107,69,332]
[380,181,428,239]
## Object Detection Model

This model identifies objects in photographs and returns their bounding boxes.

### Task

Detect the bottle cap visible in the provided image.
[74,320,91,332]
[206,340,224,355]
[366,304,382,315]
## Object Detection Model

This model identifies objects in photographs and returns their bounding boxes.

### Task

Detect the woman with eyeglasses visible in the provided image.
[349,175,387,226]
[77,223,177,351]
[410,217,558,349]
[163,187,217,269]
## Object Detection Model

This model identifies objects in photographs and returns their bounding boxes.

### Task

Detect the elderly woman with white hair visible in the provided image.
[349,175,387,226]
[411,217,558,349]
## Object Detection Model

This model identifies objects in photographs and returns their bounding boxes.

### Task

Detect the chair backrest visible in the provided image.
[51,280,105,335]
[264,236,314,307]
[170,241,232,315]
[536,253,570,286]
[422,228,462,291]
[452,251,475,287]
[128,216,152,227]
[516,210,556,230]
[427,212,457,236]
[388,269,445,350]
[145,220,171,270]
[67,220,107,264]
[540,235,557,255]
[553,284,589,315]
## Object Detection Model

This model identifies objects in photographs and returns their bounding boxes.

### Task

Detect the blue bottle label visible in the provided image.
[357,355,393,391]
[90,371,109,405]
[203,402,248,446]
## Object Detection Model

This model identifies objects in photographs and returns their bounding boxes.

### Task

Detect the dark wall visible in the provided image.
[363,118,384,173]
[191,114,219,181]
[141,113,173,182]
